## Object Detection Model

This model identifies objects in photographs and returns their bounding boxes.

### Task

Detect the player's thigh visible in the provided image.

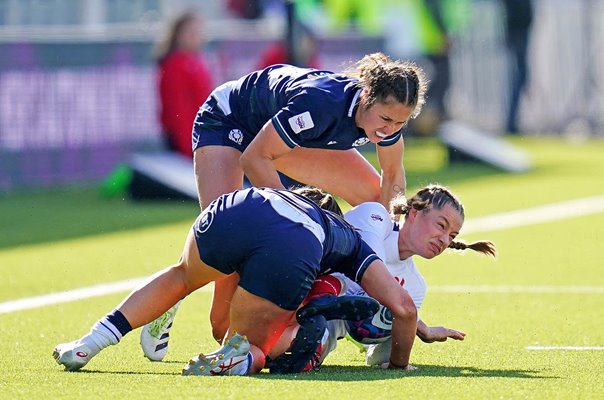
[229,286,295,355]
[274,147,381,206]
[180,228,229,290]
[237,221,323,311]
[193,145,244,209]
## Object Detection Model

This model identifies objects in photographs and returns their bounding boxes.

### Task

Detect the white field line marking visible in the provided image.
[0,279,214,315]
[462,194,604,234]
[2,195,604,315]
[526,346,604,351]
[430,285,604,294]
[0,278,145,315]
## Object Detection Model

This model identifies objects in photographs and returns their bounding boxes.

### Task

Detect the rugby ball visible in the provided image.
[345,292,392,344]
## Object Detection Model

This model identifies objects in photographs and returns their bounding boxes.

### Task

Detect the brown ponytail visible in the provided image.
[448,240,497,257]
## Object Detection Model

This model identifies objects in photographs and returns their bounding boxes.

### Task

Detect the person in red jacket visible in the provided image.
[154,11,213,158]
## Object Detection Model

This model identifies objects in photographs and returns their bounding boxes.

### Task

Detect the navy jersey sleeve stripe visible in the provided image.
[271,116,299,148]
[354,254,381,283]
[377,131,402,147]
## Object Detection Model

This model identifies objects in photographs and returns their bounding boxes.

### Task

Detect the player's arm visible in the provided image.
[360,259,417,369]
[376,138,406,209]
[239,120,292,189]
[416,319,466,343]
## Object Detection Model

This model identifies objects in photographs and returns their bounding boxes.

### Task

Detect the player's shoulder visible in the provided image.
[345,202,392,231]
[298,71,353,99]
[345,202,390,221]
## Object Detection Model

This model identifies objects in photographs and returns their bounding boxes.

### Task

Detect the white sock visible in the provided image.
[78,317,123,356]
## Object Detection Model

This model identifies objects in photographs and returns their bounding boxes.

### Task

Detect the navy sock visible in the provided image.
[107,310,133,337]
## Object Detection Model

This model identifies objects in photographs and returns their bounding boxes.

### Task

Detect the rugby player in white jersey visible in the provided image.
[268,184,496,372]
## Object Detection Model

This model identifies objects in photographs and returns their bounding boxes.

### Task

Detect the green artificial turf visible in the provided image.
[1,136,603,399]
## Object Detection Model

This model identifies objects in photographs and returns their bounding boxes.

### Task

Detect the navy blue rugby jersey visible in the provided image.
[261,188,381,283]
[228,64,401,150]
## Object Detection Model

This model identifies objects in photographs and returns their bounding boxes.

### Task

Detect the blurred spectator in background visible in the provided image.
[415,0,451,128]
[383,0,470,136]
[257,20,321,69]
[154,11,214,158]
[323,0,382,35]
[227,0,264,19]
[502,0,533,134]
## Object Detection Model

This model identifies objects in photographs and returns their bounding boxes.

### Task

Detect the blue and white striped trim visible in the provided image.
[212,81,237,115]
[377,131,402,147]
[97,319,122,342]
[355,254,381,283]
[271,116,299,148]
[258,189,325,245]
[347,89,362,117]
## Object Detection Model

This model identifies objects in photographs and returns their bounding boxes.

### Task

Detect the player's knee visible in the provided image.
[392,302,417,322]
[172,260,201,296]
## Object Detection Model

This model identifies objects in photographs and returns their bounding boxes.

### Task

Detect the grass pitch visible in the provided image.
[1,136,603,399]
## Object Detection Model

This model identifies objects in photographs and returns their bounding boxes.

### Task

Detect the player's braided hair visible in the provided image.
[391,184,496,257]
[293,187,343,216]
[348,52,428,119]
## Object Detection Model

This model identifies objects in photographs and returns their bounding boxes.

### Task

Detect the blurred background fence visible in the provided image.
[0,0,602,192]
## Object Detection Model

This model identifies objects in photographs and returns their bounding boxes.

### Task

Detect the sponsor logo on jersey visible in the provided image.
[327,140,338,145]
[370,213,383,222]
[199,209,214,233]
[352,137,370,147]
[288,111,315,134]
[228,129,243,145]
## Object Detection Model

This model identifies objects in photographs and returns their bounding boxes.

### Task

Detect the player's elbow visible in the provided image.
[239,151,252,171]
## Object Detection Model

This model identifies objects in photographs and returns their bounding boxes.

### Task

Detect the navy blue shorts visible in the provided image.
[192,189,324,310]
[192,83,255,153]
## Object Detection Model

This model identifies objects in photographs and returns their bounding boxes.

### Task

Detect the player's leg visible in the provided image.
[117,229,226,326]
[194,145,244,209]
[209,273,240,342]
[183,208,326,376]
[229,287,296,372]
[265,275,378,374]
[182,288,295,376]
[54,228,228,371]
[141,145,243,360]
[274,147,381,206]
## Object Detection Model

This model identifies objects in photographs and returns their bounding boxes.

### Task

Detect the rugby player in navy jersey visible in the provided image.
[193,52,426,211]
[142,53,427,352]
[53,187,419,375]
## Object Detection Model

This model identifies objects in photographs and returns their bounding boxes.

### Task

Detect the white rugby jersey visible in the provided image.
[342,202,427,312]
[321,202,428,366]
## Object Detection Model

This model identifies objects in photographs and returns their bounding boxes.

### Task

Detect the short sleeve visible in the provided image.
[271,89,336,147]
[350,240,381,284]
[377,130,402,147]
[344,202,392,261]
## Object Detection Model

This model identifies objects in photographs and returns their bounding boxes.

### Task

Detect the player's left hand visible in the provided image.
[421,326,466,343]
